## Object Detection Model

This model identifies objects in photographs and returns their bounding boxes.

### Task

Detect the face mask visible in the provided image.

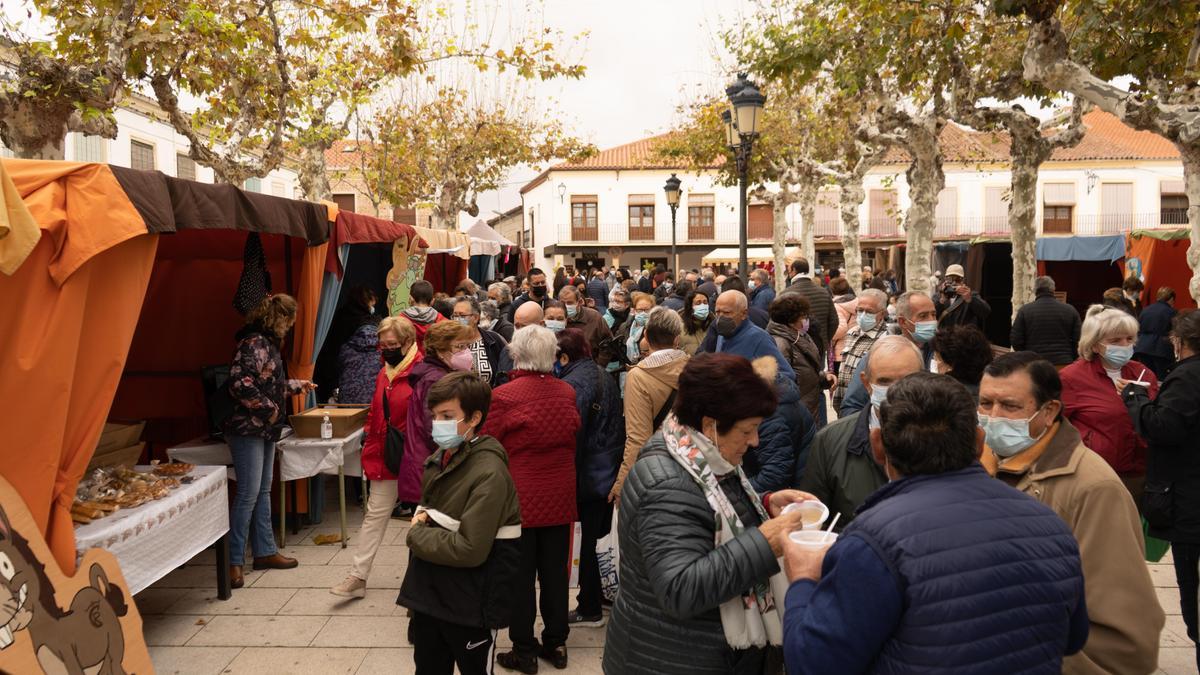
[857,311,878,332]
[748,280,757,290]
[693,304,710,320]
[1101,344,1134,369]
[980,408,1048,458]
[546,319,566,333]
[382,347,404,366]
[530,285,546,298]
[633,312,649,327]
[911,320,937,344]
[610,303,628,313]
[479,318,494,330]
[454,316,471,327]
[449,349,474,372]
[868,384,889,430]
[800,318,810,334]
[565,304,578,319]
[715,316,738,338]
[431,418,465,449]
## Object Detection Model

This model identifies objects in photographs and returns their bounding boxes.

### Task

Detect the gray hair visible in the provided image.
[1079,304,1138,361]
[509,325,558,372]
[609,287,629,304]
[488,282,512,304]
[1035,276,1055,294]
[702,270,715,282]
[859,288,888,311]
[480,300,501,321]
[865,335,925,381]
[645,306,684,348]
[896,291,932,321]
[559,285,579,302]
[453,295,481,316]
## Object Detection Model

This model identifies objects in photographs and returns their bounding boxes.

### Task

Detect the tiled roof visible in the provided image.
[325,139,365,169]
[519,133,722,194]
[1049,109,1179,161]
[880,123,1011,165]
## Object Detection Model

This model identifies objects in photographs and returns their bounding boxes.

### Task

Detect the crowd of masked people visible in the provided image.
[231,258,1200,674]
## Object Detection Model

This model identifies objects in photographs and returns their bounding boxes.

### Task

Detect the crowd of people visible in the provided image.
[217,258,1200,674]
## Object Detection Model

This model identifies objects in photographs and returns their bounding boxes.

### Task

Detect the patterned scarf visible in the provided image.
[660,413,788,649]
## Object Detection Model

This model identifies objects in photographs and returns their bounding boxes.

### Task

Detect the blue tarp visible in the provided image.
[1036,235,1125,264]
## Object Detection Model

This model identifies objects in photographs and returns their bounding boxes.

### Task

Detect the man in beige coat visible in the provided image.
[978,351,1163,674]
[609,307,687,502]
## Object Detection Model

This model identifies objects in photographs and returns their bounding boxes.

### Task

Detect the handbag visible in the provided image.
[382,386,406,475]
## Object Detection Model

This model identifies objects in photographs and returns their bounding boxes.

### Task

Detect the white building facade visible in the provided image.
[520,110,1186,274]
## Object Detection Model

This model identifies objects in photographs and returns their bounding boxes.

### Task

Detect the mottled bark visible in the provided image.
[900,116,944,296]
[772,198,789,291]
[1009,151,1040,313]
[840,181,866,293]
[1184,149,1200,302]
[797,180,818,267]
[298,144,332,201]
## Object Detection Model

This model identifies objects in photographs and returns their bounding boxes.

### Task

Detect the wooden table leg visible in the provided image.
[278,479,287,550]
[339,464,348,548]
[289,480,299,534]
[215,534,232,600]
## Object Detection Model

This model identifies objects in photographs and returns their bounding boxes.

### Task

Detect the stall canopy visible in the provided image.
[0,158,330,573]
[464,218,515,256]
[702,246,804,265]
[1035,234,1126,264]
[1127,229,1197,310]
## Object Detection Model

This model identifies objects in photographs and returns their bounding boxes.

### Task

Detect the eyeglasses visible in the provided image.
[451,342,471,351]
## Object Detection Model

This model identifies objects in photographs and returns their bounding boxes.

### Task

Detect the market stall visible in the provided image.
[701,246,805,267]
[1126,229,1197,310]
[464,218,517,286]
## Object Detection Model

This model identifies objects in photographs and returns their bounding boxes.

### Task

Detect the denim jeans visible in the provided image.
[227,434,278,564]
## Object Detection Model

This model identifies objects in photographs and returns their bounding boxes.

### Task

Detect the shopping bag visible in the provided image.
[568,522,582,588]
[596,508,620,603]
[1143,517,1170,563]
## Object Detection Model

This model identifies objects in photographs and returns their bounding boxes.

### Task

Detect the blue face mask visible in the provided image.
[1102,344,1134,369]
[431,418,465,449]
[565,304,579,319]
[868,384,888,430]
[979,408,1048,458]
[912,320,937,344]
[857,311,877,332]
[454,317,471,327]
[633,311,649,327]
[693,304,710,320]
[546,319,566,333]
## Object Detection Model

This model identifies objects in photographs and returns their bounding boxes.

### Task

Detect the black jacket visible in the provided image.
[743,373,812,493]
[489,315,515,342]
[780,278,836,361]
[604,433,780,674]
[1125,355,1200,542]
[1136,300,1177,359]
[1010,290,1081,365]
[477,328,513,387]
[935,287,991,330]
[397,435,523,628]
[559,359,625,502]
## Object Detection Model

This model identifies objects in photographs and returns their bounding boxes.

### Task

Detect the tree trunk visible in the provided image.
[798,180,818,268]
[298,145,332,202]
[902,123,944,295]
[839,180,866,293]
[1009,149,1041,319]
[2,100,69,160]
[772,196,790,292]
[1183,147,1200,303]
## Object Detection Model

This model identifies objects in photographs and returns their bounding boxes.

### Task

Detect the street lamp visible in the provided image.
[664,173,682,276]
[725,73,765,278]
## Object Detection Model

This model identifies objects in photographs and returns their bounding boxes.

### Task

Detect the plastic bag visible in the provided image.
[1143,517,1170,563]
[596,508,620,603]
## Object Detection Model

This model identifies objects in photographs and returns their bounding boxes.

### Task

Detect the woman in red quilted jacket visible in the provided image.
[484,325,582,673]
[331,316,421,599]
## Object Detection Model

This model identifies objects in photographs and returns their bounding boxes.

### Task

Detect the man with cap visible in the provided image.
[935,264,990,330]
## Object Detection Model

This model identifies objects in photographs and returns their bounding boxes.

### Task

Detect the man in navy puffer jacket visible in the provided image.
[781,372,1088,675]
[742,362,813,493]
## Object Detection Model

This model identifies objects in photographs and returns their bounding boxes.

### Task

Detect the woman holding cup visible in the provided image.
[603,353,818,675]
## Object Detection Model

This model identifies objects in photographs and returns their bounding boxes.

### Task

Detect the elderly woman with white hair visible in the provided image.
[1060,304,1161,502]
[483,326,583,672]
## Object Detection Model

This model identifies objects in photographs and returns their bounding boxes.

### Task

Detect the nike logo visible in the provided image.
[466,639,489,650]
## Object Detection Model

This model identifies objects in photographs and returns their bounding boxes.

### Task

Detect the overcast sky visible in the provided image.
[463,0,743,225]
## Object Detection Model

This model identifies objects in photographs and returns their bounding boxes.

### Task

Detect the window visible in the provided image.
[935,187,957,236]
[570,195,598,241]
[130,139,155,171]
[332,193,356,214]
[176,154,196,181]
[72,133,105,163]
[271,181,285,197]
[1043,205,1073,234]
[688,194,715,240]
[868,189,899,235]
[1099,182,1134,233]
[1161,181,1188,225]
[984,186,1009,232]
[524,211,534,249]
[243,177,262,193]
[628,195,655,240]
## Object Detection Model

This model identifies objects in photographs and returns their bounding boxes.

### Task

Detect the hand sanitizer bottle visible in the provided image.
[321,414,333,440]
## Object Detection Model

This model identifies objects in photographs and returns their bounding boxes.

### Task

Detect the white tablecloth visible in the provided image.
[74,465,228,595]
[166,428,364,482]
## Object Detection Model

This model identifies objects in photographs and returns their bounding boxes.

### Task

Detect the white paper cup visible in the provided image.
[789,529,839,550]
[782,500,830,530]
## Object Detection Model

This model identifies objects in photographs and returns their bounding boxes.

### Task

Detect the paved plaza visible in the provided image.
[135,486,1196,675]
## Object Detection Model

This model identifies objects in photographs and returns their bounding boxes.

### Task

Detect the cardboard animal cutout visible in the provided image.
[0,475,151,674]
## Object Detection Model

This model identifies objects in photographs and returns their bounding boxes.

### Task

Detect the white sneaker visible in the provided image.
[330,575,367,598]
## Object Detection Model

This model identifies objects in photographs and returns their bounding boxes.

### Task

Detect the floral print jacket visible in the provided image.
[224,327,302,439]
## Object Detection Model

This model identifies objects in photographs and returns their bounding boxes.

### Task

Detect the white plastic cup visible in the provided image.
[782,500,830,530]
[788,529,839,550]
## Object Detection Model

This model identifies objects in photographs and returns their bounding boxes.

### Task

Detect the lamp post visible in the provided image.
[724,73,765,278]
[664,173,682,277]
